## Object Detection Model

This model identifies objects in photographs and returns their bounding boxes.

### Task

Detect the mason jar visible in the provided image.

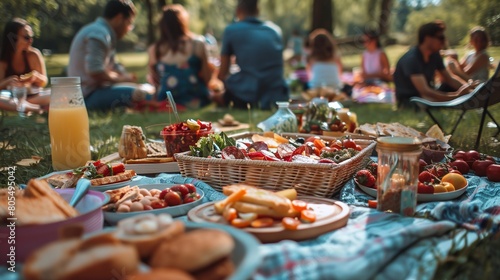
[376,137,422,216]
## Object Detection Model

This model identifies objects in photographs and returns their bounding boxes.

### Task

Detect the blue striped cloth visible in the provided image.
[140,173,500,280]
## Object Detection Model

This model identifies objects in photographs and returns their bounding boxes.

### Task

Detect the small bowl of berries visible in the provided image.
[161,119,213,157]
[102,183,204,225]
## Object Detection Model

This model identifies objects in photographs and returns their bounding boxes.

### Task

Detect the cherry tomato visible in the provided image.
[453,150,466,160]
[472,160,494,177]
[449,160,470,174]
[486,164,500,182]
[464,150,480,162]
[300,210,316,223]
[330,140,343,150]
[342,138,357,149]
[282,217,301,230]
[291,200,308,212]
[251,218,275,228]
[417,182,434,194]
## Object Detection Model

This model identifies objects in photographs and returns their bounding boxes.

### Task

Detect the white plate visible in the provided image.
[39,170,140,192]
[354,179,468,202]
[103,184,205,225]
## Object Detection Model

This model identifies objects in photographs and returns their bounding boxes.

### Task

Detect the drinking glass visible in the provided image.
[11,86,28,117]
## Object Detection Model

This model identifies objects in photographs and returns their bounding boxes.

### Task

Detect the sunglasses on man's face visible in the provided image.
[434,35,446,42]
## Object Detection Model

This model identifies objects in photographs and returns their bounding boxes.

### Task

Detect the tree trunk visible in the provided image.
[378,0,393,36]
[145,0,155,45]
[312,0,333,34]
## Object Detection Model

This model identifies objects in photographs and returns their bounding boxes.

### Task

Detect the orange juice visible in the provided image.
[49,106,90,170]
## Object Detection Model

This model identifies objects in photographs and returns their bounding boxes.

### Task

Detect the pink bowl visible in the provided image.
[0,189,108,264]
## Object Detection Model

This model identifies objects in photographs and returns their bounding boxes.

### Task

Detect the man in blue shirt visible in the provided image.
[68,0,153,111]
[393,20,473,109]
[218,0,288,110]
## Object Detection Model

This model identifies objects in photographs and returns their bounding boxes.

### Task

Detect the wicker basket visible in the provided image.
[175,133,376,198]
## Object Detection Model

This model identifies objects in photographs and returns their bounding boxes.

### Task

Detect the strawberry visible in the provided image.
[366,162,378,176]
[183,192,200,204]
[111,163,125,175]
[418,171,434,183]
[171,184,189,197]
[355,169,376,187]
[184,183,197,194]
[96,164,111,177]
[417,182,434,194]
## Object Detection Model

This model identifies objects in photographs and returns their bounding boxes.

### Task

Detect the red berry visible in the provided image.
[183,192,200,204]
[159,188,171,200]
[355,169,376,187]
[418,171,434,183]
[111,163,125,175]
[96,164,111,177]
[164,191,182,206]
[184,183,197,193]
[171,184,189,197]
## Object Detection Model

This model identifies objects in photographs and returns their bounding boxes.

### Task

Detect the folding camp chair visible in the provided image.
[410,63,500,150]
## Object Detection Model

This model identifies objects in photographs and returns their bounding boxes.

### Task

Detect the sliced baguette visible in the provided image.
[25,179,79,218]
[90,170,136,186]
[222,184,291,215]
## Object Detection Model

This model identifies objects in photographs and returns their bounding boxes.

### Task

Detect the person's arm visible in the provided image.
[0,62,21,89]
[194,39,213,85]
[86,38,135,85]
[439,68,466,89]
[25,48,48,87]
[217,55,230,81]
[410,74,471,101]
[379,51,392,81]
[146,44,159,87]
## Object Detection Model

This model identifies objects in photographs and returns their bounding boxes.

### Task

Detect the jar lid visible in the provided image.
[276,101,290,107]
[377,136,422,152]
[51,77,81,85]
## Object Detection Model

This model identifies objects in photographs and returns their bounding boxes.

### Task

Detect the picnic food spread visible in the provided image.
[10,108,500,279]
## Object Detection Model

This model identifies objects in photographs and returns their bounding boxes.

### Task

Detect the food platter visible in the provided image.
[101,152,180,175]
[39,171,141,192]
[354,179,468,202]
[103,184,205,225]
[188,196,350,243]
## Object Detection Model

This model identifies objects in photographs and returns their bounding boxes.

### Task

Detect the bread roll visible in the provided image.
[150,229,234,272]
[114,214,185,259]
[23,233,140,280]
[192,257,235,280]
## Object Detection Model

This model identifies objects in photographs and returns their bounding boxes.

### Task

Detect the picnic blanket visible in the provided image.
[136,173,500,280]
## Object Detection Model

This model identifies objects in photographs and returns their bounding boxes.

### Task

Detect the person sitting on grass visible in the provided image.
[393,20,474,109]
[68,0,154,111]
[359,29,392,84]
[306,28,343,92]
[147,4,213,110]
[0,18,49,112]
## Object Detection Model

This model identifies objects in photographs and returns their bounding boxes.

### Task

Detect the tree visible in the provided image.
[378,0,393,36]
[312,0,333,33]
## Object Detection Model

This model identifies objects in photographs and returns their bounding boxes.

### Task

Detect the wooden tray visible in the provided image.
[188,196,350,243]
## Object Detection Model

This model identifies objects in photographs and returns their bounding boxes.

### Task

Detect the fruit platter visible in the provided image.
[354,149,500,202]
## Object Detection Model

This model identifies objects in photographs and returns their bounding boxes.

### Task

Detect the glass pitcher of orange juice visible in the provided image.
[48,77,91,170]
